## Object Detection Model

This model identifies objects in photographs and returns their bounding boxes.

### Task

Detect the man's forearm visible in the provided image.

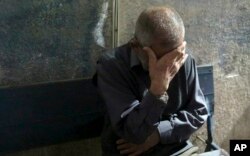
[117,91,168,144]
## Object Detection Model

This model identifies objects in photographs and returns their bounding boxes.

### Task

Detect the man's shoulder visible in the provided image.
[184,48,197,69]
[96,44,133,84]
[98,43,131,67]
[182,52,198,81]
[185,54,194,67]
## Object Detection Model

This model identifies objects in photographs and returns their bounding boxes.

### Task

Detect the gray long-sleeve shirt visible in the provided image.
[96,43,208,155]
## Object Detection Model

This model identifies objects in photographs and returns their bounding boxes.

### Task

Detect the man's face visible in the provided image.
[133,34,183,70]
[150,34,183,59]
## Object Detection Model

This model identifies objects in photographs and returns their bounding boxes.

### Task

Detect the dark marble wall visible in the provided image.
[1,0,112,155]
[0,0,112,86]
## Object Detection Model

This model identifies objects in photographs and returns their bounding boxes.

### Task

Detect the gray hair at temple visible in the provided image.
[135,6,185,48]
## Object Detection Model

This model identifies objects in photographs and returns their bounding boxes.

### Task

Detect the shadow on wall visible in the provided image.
[221,105,250,152]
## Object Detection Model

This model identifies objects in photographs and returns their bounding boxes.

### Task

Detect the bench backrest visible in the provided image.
[0,79,104,153]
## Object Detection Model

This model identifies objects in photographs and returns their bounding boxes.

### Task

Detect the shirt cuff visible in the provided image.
[139,91,169,125]
[157,120,174,144]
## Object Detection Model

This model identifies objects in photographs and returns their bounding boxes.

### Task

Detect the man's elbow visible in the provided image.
[195,106,209,128]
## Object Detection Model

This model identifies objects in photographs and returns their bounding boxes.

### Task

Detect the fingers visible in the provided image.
[116,139,127,145]
[182,54,188,64]
[160,43,186,64]
[170,41,187,59]
[120,147,136,155]
[169,54,188,76]
[177,41,186,53]
[117,143,132,150]
[116,139,144,155]
[166,41,187,57]
[173,51,185,63]
[116,139,133,152]
[129,150,144,156]
[143,41,187,66]
[162,41,187,66]
[117,142,137,155]
[173,54,188,69]
[119,144,144,156]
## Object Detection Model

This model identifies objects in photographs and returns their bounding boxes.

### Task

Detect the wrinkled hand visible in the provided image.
[143,42,188,96]
[116,130,160,156]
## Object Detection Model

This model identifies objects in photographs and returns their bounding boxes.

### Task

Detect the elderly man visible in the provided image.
[96,6,208,156]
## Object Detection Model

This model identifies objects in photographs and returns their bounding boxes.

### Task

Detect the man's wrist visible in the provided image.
[144,130,160,150]
[148,89,169,103]
[149,82,168,97]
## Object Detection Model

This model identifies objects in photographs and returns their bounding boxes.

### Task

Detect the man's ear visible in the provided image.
[129,37,143,48]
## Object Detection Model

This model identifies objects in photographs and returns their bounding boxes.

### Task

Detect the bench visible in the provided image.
[0,65,218,154]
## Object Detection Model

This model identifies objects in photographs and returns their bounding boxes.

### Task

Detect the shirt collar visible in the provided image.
[130,48,141,68]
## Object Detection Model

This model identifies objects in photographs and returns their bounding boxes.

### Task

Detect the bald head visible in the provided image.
[135,6,185,52]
